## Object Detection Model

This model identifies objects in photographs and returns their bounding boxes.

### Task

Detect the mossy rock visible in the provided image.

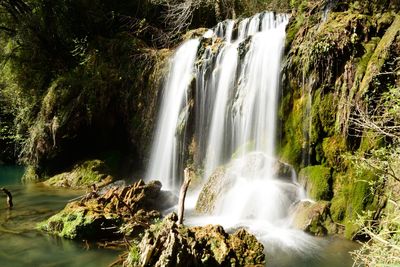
[125,213,265,267]
[291,200,337,236]
[196,153,292,214]
[38,203,121,240]
[359,14,400,94]
[39,180,175,240]
[299,165,332,200]
[322,135,347,168]
[330,192,347,223]
[43,159,113,189]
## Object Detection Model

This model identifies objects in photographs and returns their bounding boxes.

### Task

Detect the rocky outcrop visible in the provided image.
[125,213,265,267]
[39,180,177,240]
[16,39,172,182]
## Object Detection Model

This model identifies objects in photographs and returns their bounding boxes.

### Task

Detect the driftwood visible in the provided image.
[1,188,13,208]
[178,168,192,225]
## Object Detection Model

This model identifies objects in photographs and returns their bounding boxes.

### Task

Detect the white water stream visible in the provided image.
[146,11,323,257]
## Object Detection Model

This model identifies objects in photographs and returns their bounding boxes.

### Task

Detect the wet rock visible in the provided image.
[195,166,232,214]
[43,160,113,189]
[291,200,337,236]
[39,180,177,240]
[125,213,265,267]
[272,159,294,180]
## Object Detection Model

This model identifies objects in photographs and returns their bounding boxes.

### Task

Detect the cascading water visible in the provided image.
[147,11,318,256]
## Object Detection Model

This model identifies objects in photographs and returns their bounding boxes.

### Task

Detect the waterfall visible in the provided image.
[146,39,199,190]
[146,11,317,250]
[146,10,308,222]
[147,12,290,193]
[199,13,289,178]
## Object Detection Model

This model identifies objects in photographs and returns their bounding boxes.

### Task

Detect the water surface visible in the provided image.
[0,166,120,267]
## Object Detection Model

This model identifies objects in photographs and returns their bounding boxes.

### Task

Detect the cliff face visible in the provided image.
[280,1,400,238]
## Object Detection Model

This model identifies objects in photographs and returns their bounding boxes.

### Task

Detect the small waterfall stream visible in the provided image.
[146,39,199,190]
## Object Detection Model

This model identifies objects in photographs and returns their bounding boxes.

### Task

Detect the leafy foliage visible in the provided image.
[0,0,170,167]
[349,82,400,265]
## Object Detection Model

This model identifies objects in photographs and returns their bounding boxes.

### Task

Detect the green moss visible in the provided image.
[357,38,381,74]
[314,90,337,136]
[299,165,332,200]
[330,192,347,222]
[44,159,112,188]
[358,131,385,153]
[39,208,90,239]
[376,12,395,33]
[336,169,379,239]
[285,14,305,48]
[322,135,347,168]
[280,97,305,165]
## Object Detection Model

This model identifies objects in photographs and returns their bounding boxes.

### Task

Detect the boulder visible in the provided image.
[125,213,265,267]
[291,200,337,236]
[39,180,177,239]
